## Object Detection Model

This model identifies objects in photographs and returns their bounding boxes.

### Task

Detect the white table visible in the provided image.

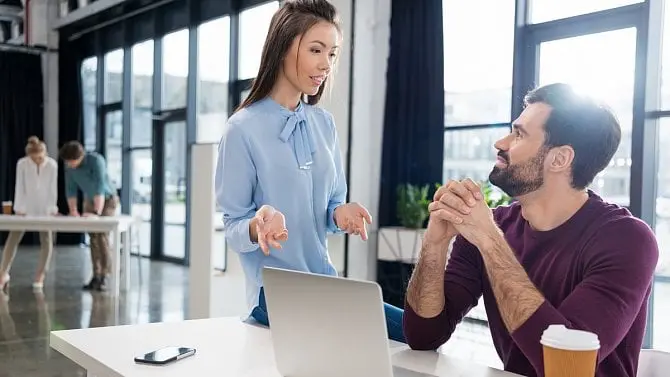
[50,316,521,377]
[0,214,138,297]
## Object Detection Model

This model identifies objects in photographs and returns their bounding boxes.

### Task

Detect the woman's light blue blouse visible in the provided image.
[215,97,346,312]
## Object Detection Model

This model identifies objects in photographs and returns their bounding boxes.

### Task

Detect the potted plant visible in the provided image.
[396,183,432,229]
[377,183,436,263]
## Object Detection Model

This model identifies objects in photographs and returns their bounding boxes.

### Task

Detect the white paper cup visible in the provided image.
[541,325,600,377]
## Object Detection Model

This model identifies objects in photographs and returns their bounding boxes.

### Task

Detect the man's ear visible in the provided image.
[547,145,574,173]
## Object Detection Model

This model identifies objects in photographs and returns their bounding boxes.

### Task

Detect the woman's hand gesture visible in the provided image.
[334,203,372,241]
[254,205,288,255]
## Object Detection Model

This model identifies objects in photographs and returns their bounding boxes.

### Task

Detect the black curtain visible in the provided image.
[56,37,86,245]
[378,0,445,227]
[0,50,45,245]
[376,0,445,307]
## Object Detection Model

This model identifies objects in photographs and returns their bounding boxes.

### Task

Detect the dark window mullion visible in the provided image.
[121,19,133,214]
[228,7,240,112]
[96,31,105,155]
[151,13,164,260]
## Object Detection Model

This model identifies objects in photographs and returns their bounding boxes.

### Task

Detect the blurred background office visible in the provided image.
[0,0,668,375]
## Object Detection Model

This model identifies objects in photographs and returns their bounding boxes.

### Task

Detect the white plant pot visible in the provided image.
[377,226,425,263]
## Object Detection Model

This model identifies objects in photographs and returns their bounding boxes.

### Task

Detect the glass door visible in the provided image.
[162,120,187,260]
[104,110,123,197]
[150,109,188,264]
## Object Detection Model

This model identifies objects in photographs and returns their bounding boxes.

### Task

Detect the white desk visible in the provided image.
[0,214,138,297]
[50,316,521,377]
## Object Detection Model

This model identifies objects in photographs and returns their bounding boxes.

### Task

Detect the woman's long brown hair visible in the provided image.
[236,0,340,112]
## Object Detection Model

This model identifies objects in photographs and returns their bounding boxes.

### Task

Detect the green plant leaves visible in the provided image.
[395,181,511,229]
[396,183,431,229]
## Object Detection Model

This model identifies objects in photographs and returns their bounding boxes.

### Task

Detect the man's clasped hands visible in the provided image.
[254,179,502,256]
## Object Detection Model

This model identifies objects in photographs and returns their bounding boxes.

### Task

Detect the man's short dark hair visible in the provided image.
[59,141,85,161]
[524,83,621,190]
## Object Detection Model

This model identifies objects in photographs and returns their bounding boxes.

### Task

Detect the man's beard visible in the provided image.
[489,149,547,198]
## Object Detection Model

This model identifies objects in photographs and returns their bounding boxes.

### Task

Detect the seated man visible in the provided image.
[403,83,658,377]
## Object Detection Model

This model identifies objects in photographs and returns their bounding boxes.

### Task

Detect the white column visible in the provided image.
[188,144,217,319]
[346,0,392,281]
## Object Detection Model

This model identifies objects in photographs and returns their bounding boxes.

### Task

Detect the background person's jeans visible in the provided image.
[250,287,407,343]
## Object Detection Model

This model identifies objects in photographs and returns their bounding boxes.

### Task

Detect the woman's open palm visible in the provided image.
[255,205,288,255]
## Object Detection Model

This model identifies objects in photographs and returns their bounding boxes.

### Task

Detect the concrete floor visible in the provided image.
[0,245,189,376]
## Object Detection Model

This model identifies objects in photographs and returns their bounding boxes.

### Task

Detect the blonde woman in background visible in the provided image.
[0,136,59,291]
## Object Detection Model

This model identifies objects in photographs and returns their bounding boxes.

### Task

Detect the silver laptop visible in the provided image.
[262,267,437,377]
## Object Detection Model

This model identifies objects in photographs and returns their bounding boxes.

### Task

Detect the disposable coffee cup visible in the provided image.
[2,201,12,215]
[541,325,600,377]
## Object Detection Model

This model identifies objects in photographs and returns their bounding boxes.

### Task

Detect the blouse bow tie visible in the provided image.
[278,105,316,170]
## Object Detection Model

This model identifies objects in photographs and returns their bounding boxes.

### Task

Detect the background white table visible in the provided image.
[0,214,138,297]
[50,316,521,377]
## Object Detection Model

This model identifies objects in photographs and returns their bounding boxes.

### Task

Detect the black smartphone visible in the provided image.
[134,346,196,365]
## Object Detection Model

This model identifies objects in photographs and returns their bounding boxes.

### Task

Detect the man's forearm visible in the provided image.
[406,239,451,318]
[67,198,78,214]
[479,231,545,332]
[92,195,104,214]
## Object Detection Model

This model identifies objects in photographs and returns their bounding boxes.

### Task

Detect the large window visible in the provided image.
[655,121,670,350]
[162,29,189,110]
[197,16,231,144]
[130,39,155,258]
[442,0,515,183]
[238,1,279,80]
[132,39,154,114]
[104,49,123,104]
[660,6,670,108]
[537,28,636,206]
[443,127,510,183]
[75,0,281,267]
[104,110,123,190]
[442,0,516,325]
[650,1,670,352]
[443,0,515,127]
[81,57,98,151]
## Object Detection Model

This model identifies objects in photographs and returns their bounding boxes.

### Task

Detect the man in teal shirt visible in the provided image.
[59,141,118,291]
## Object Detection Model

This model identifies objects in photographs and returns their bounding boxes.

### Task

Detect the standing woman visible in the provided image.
[0,136,59,290]
[215,0,405,342]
